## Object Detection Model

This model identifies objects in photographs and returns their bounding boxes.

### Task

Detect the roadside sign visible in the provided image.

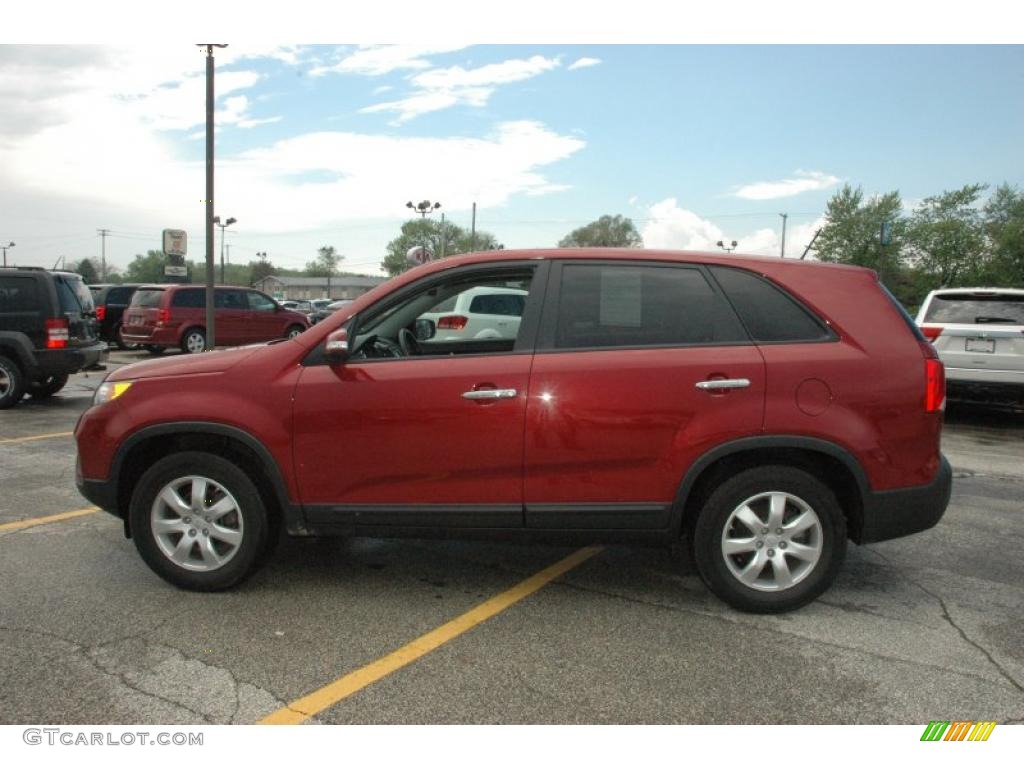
[407,245,432,266]
[164,265,188,277]
[880,220,893,246]
[163,229,187,258]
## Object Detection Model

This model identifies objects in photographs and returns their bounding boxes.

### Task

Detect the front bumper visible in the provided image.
[858,455,952,543]
[75,456,120,517]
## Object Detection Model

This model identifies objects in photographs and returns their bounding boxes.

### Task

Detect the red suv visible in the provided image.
[75,250,951,612]
[121,285,309,354]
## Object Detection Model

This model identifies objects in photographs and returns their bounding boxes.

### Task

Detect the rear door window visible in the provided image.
[0,277,39,312]
[552,263,747,349]
[923,294,1024,325]
[215,289,247,309]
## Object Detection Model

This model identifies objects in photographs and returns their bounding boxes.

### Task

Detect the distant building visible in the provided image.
[253,274,387,301]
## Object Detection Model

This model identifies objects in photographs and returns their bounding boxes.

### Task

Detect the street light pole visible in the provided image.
[779,213,788,258]
[405,200,441,262]
[0,242,13,267]
[213,216,236,284]
[198,43,227,350]
[716,239,738,254]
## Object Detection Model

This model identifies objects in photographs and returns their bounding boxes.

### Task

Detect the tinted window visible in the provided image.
[215,289,246,309]
[555,264,747,349]
[923,294,1024,325]
[0,277,39,312]
[133,289,165,308]
[469,293,525,316]
[107,287,135,305]
[247,291,277,312]
[55,276,94,314]
[172,289,204,308]
[710,266,831,343]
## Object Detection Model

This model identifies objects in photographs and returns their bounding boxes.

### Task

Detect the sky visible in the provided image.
[1,32,1022,276]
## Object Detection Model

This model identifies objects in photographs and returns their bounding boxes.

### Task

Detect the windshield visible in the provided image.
[924,294,1024,325]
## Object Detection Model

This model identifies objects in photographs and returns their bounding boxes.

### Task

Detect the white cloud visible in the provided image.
[362,55,562,123]
[568,57,601,70]
[641,198,825,258]
[310,45,468,77]
[733,170,840,200]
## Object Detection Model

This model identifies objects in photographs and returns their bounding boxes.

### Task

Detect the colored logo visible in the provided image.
[921,721,996,742]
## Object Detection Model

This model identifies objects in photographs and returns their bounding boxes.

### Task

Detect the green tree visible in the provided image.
[815,184,906,287]
[557,214,643,248]
[304,245,344,297]
[980,183,1024,286]
[71,257,99,284]
[249,255,276,285]
[381,220,502,277]
[122,251,168,283]
[906,184,988,287]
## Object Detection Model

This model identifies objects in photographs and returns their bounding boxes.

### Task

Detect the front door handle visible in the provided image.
[695,378,751,391]
[462,388,518,400]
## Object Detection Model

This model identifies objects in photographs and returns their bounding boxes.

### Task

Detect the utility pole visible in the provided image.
[198,43,227,350]
[800,228,822,260]
[1,242,13,267]
[97,229,110,279]
[470,202,477,251]
[439,213,446,260]
[779,213,788,258]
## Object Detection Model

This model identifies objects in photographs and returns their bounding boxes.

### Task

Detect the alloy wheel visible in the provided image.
[150,475,244,572]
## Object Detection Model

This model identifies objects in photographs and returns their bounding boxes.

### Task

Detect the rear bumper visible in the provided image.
[945,366,1024,386]
[122,327,178,345]
[858,455,952,543]
[34,343,108,377]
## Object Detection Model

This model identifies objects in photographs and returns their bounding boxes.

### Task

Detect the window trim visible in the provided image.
[535,259,753,354]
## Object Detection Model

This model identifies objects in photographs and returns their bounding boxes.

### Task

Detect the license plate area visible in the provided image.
[965,337,995,354]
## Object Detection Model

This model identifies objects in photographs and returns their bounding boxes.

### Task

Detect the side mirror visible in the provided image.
[414,318,436,341]
[324,328,350,363]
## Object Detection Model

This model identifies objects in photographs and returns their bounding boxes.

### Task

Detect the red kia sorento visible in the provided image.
[75,249,951,613]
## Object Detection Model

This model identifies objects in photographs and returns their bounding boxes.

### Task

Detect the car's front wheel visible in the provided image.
[692,465,846,613]
[129,452,270,591]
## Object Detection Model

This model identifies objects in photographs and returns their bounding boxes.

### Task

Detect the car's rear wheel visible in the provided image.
[285,324,305,339]
[0,355,26,409]
[692,465,846,613]
[26,373,69,399]
[181,328,207,354]
[129,452,269,591]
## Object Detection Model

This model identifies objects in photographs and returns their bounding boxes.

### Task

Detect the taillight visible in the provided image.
[925,358,945,413]
[157,309,170,325]
[437,315,468,331]
[45,318,69,349]
[96,306,106,321]
[920,325,943,342]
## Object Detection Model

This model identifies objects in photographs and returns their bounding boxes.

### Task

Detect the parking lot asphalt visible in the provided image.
[1,349,1022,724]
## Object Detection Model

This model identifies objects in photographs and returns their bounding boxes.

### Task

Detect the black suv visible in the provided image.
[0,267,108,408]
[89,283,142,349]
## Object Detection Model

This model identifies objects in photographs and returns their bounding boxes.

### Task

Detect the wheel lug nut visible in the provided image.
[775,528,783,535]
[761,528,769,535]
[203,529,209,536]
[779,542,787,550]
[756,541,764,549]
[189,528,196,537]
[767,549,775,557]
[184,517,191,524]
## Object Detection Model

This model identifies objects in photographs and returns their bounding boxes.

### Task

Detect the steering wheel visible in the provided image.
[398,328,420,356]
[370,335,404,358]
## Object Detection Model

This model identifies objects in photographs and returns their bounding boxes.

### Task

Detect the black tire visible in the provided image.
[0,355,26,409]
[26,373,69,399]
[145,345,165,356]
[284,324,305,340]
[180,327,206,354]
[692,465,847,614]
[129,451,270,591]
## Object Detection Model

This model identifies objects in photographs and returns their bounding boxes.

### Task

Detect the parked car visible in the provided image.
[120,285,310,354]
[417,285,527,342]
[308,299,352,325]
[1,266,107,408]
[75,249,951,612]
[916,287,1024,404]
[89,283,142,349]
[281,300,314,314]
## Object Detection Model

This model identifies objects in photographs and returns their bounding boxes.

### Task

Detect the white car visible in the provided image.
[418,285,528,342]
[916,287,1024,402]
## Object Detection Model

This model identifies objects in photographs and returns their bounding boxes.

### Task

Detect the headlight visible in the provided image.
[94,380,133,406]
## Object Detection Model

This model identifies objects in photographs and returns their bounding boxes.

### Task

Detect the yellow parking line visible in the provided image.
[0,507,99,533]
[0,431,74,445]
[259,545,604,725]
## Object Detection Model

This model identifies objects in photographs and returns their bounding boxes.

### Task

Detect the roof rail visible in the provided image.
[0,265,48,271]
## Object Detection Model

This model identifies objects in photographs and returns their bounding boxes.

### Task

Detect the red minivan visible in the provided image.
[121,285,309,354]
[75,250,951,612]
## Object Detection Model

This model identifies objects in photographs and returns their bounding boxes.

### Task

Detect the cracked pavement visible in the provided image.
[1,351,1022,723]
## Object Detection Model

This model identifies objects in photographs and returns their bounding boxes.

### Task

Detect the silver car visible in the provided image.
[916,287,1024,403]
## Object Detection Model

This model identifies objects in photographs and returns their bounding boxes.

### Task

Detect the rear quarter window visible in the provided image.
[132,289,165,308]
[172,289,204,308]
[0,277,39,312]
[709,266,832,343]
[469,293,525,316]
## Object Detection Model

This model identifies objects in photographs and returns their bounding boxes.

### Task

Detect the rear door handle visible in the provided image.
[695,378,751,391]
[462,388,518,400]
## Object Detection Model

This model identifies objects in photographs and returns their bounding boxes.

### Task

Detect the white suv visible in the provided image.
[418,285,527,342]
[916,287,1024,403]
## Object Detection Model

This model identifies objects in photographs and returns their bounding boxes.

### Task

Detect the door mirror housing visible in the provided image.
[414,318,436,341]
[324,328,350,363]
